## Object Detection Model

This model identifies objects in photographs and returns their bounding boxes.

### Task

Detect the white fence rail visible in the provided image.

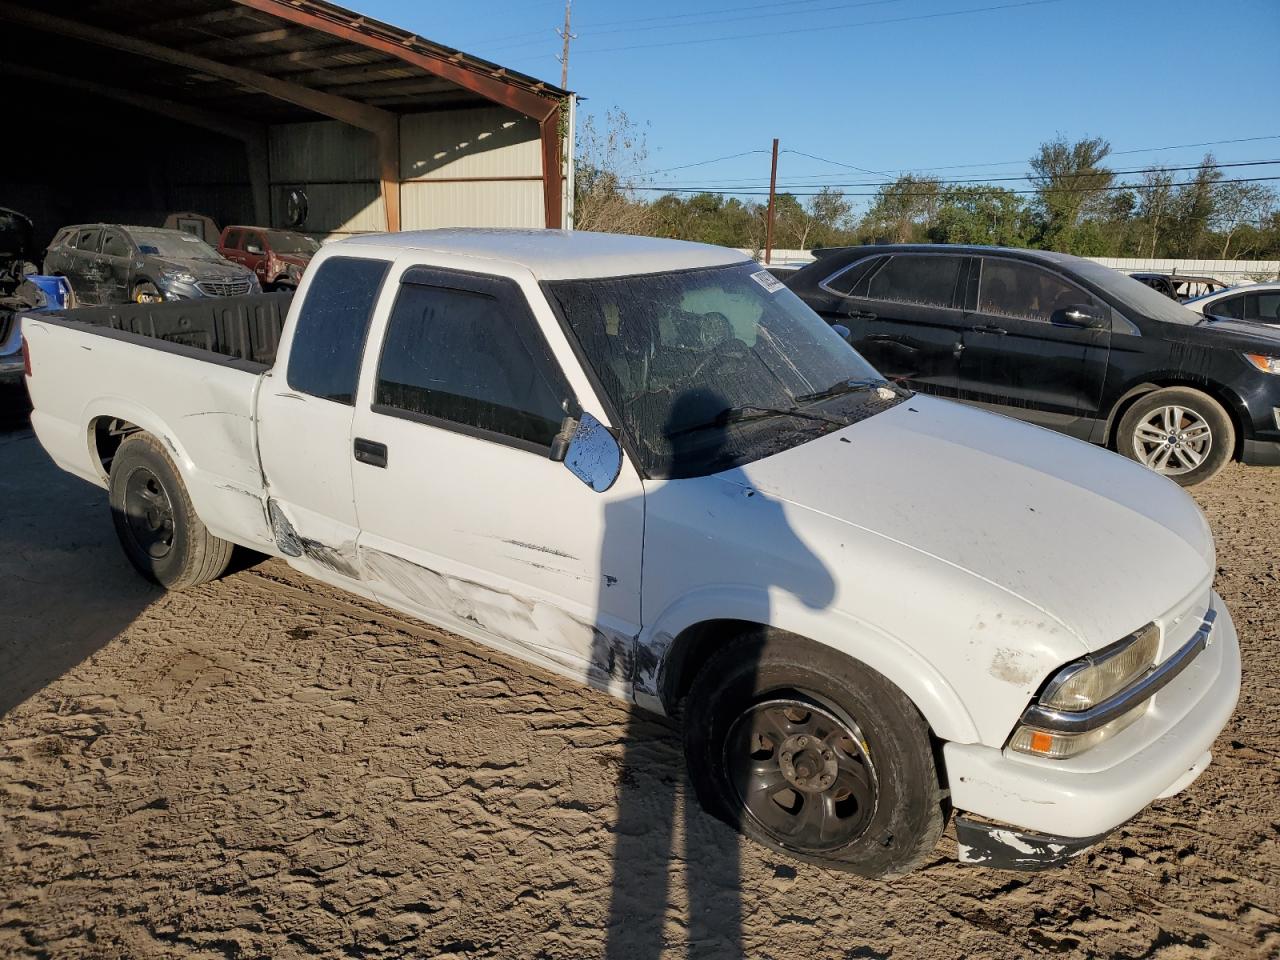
[739,248,1280,284]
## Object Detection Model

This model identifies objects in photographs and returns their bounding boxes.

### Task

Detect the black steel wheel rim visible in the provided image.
[123,466,175,560]
[724,695,878,854]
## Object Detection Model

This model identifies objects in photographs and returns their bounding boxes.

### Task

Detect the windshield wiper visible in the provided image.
[668,404,844,438]
[793,377,889,405]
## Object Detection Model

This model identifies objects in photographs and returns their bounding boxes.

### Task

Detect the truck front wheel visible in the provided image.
[683,633,946,877]
[108,432,233,589]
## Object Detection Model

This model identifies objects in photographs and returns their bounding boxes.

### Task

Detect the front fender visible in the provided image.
[638,585,981,744]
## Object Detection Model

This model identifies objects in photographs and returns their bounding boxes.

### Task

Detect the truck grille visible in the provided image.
[196,279,251,297]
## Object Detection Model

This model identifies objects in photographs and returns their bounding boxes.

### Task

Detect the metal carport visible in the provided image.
[0,0,573,245]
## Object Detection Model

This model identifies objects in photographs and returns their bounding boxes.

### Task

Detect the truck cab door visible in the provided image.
[958,256,1111,439]
[69,226,103,304]
[349,264,644,692]
[256,253,394,590]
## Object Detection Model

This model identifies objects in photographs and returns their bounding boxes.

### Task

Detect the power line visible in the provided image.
[644,158,1280,192]
[571,0,1069,56]
[625,174,1280,198]
[640,150,772,175]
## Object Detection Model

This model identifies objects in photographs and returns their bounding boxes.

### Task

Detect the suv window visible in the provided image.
[245,232,265,253]
[101,231,130,258]
[73,227,101,252]
[1207,294,1245,320]
[223,229,242,250]
[286,256,390,404]
[375,280,570,451]
[865,255,964,308]
[1251,292,1280,324]
[978,258,1094,323]
[821,255,885,296]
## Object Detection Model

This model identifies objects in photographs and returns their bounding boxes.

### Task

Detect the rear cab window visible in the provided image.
[286,256,391,404]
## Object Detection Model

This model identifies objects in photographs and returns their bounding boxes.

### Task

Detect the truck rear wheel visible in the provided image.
[108,432,233,589]
[683,633,946,877]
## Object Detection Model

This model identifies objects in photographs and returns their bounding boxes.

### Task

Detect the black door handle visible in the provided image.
[354,437,388,467]
[970,323,1007,335]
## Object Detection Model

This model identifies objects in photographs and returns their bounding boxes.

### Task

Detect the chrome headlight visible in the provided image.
[159,268,196,284]
[1243,353,1280,375]
[1009,623,1160,760]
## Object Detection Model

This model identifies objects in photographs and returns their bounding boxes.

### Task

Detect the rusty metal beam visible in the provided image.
[0,2,397,141]
[540,106,564,229]
[229,0,561,123]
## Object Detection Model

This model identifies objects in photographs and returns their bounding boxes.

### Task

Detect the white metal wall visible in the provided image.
[268,120,385,237]
[400,106,544,230]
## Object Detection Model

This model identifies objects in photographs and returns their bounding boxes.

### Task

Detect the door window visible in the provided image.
[1206,294,1245,320]
[865,255,964,308]
[286,256,391,404]
[224,230,242,250]
[821,255,886,296]
[978,259,1094,323]
[101,231,130,258]
[73,227,101,252]
[374,281,571,452]
[1252,292,1280,323]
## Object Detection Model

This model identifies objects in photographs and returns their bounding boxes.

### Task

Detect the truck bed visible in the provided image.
[43,292,292,369]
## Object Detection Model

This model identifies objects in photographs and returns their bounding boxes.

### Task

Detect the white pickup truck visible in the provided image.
[22,229,1239,876]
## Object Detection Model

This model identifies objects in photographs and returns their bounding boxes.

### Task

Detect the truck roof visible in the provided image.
[335,228,749,280]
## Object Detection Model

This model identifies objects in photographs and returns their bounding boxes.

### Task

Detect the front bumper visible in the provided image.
[944,591,1239,853]
[160,277,259,301]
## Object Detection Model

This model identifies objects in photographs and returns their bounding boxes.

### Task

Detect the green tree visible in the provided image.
[1028,136,1114,252]
[860,175,942,243]
[927,185,1031,246]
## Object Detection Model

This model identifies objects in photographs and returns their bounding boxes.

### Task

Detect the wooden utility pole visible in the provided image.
[765,138,779,265]
[558,0,574,88]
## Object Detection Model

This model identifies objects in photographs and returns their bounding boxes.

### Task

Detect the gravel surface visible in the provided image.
[1,421,1277,960]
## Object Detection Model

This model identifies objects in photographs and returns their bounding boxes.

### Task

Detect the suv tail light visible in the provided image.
[21,334,31,377]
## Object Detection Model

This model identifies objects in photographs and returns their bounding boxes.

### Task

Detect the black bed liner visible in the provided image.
[39,293,292,369]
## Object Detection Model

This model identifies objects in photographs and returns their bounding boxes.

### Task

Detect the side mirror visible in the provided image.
[553,411,622,492]
[1054,304,1107,329]
[830,323,853,344]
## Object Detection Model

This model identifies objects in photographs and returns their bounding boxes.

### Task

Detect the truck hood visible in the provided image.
[733,395,1215,652]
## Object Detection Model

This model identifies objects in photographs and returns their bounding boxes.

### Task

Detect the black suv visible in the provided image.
[44,224,258,305]
[785,244,1280,485]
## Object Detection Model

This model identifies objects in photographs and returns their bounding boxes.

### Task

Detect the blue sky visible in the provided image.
[350,0,1279,211]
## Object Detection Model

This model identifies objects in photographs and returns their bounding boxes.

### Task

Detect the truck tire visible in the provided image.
[1116,387,1234,486]
[683,632,946,877]
[108,432,233,589]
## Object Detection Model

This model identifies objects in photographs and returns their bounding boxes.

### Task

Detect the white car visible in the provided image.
[1184,281,1280,326]
[21,230,1240,876]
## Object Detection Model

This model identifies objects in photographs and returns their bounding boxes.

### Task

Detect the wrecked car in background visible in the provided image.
[22,229,1240,876]
[44,224,259,305]
[218,226,319,291]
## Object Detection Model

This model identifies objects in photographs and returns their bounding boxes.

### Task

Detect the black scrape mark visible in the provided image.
[839,437,851,444]
[605,575,618,587]
[1028,506,1036,513]
[745,490,755,498]
[504,539,577,560]
[907,407,919,413]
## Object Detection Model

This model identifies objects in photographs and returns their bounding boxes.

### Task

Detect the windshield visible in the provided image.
[1069,259,1205,325]
[266,230,320,255]
[131,229,222,261]
[548,262,906,478]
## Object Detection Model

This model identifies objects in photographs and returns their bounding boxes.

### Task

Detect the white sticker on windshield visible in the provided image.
[750,269,784,293]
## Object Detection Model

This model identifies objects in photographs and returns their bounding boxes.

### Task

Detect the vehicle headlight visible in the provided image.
[160,269,196,284]
[1008,622,1160,759]
[1244,353,1280,375]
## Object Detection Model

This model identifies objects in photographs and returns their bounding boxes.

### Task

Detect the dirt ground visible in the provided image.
[1,404,1278,959]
